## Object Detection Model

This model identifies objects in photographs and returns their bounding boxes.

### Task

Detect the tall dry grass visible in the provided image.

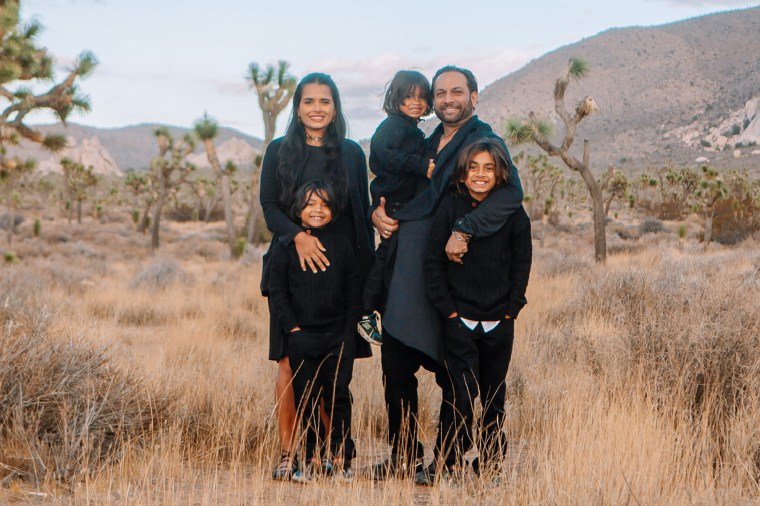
[1,212,759,504]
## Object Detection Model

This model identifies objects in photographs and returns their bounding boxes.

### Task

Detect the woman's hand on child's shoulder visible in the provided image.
[294,231,329,273]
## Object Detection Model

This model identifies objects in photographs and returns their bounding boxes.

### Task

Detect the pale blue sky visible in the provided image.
[21,0,759,140]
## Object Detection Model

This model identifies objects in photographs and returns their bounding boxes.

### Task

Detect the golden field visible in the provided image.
[1,207,759,505]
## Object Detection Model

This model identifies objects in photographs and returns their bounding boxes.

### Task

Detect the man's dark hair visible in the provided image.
[432,65,478,94]
[382,70,432,117]
[290,180,335,222]
[451,137,511,194]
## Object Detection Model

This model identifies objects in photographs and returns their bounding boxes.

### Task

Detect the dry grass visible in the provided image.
[1,211,759,504]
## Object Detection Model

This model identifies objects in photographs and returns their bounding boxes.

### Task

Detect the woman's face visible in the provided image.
[298,83,337,137]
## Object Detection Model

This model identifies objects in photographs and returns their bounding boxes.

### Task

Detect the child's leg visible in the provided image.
[321,336,356,467]
[439,318,481,469]
[361,237,391,312]
[289,332,323,464]
[477,319,515,470]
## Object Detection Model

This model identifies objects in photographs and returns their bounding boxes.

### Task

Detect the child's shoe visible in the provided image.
[291,465,313,484]
[357,310,383,345]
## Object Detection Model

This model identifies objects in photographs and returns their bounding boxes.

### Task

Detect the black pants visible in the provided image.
[289,328,356,464]
[381,332,448,465]
[361,234,397,312]
[437,317,514,469]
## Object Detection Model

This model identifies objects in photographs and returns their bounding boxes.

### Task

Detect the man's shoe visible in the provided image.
[414,462,457,486]
[333,466,355,481]
[357,311,383,345]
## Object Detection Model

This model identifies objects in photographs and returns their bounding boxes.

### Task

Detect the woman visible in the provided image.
[259,72,373,480]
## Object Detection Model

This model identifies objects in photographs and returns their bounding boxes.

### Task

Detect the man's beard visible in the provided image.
[434,100,474,125]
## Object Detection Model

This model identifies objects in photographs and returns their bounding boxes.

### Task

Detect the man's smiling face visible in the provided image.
[433,71,477,127]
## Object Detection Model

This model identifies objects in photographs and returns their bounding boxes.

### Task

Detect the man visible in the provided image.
[370,65,524,482]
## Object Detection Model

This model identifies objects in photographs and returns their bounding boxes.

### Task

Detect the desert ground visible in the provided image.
[1,199,759,505]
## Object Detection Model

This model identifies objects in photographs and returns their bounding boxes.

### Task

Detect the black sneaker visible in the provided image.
[357,311,383,345]
[371,456,424,480]
[414,462,457,486]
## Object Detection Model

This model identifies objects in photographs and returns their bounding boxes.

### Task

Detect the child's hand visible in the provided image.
[294,231,329,273]
[426,160,435,179]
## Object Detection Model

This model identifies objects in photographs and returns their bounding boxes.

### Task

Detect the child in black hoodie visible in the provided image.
[268,181,360,481]
[425,137,532,479]
[359,70,435,344]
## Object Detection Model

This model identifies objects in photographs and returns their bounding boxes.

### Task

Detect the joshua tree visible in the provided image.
[693,165,727,249]
[600,167,629,217]
[245,60,296,243]
[506,57,606,263]
[150,127,195,250]
[194,112,237,257]
[0,1,97,242]
[124,171,155,233]
[60,158,98,224]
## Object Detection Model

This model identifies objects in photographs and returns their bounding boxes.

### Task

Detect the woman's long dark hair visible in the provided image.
[277,73,349,213]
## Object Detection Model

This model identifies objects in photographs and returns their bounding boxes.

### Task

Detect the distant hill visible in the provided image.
[431,6,760,171]
[7,123,264,175]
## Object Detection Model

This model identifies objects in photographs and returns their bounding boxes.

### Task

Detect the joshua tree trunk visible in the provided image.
[152,173,167,250]
[138,200,152,234]
[202,138,236,256]
[245,162,263,243]
[704,206,715,250]
[77,199,83,224]
[576,141,606,263]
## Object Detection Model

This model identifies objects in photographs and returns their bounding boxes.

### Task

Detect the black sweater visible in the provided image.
[369,113,431,210]
[268,225,361,336]
[425,192,532,321]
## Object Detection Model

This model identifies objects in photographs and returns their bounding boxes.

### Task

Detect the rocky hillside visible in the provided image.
[475,6,760,171]
[6,123,263,176]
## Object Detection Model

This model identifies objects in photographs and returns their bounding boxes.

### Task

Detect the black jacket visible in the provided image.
[369,113,431,208]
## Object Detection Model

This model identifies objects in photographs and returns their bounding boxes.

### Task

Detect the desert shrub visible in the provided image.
[569,257,760,473]
[130,258,194,290]
[0,307,172,482]
[533,249,593,278]
[712,197,760,245]
[639,218,666,235]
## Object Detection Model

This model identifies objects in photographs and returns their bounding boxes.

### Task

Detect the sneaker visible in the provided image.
[291,465,313,484]
[371,456,424,480]
[271,450,298,481]
[320,457,335,477]
[333,466,355,481]
[414,462,454,486]
[357,311,383,345]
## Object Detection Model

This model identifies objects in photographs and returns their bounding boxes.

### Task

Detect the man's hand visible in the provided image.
[445,232,468,264]
[371,197,399,240]
[294,231,329,273]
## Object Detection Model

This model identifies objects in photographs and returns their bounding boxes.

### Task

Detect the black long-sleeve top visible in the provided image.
[425,192,532,321]
[268,225,361,336]
[369,113,431,210]
[393,116,524,239]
